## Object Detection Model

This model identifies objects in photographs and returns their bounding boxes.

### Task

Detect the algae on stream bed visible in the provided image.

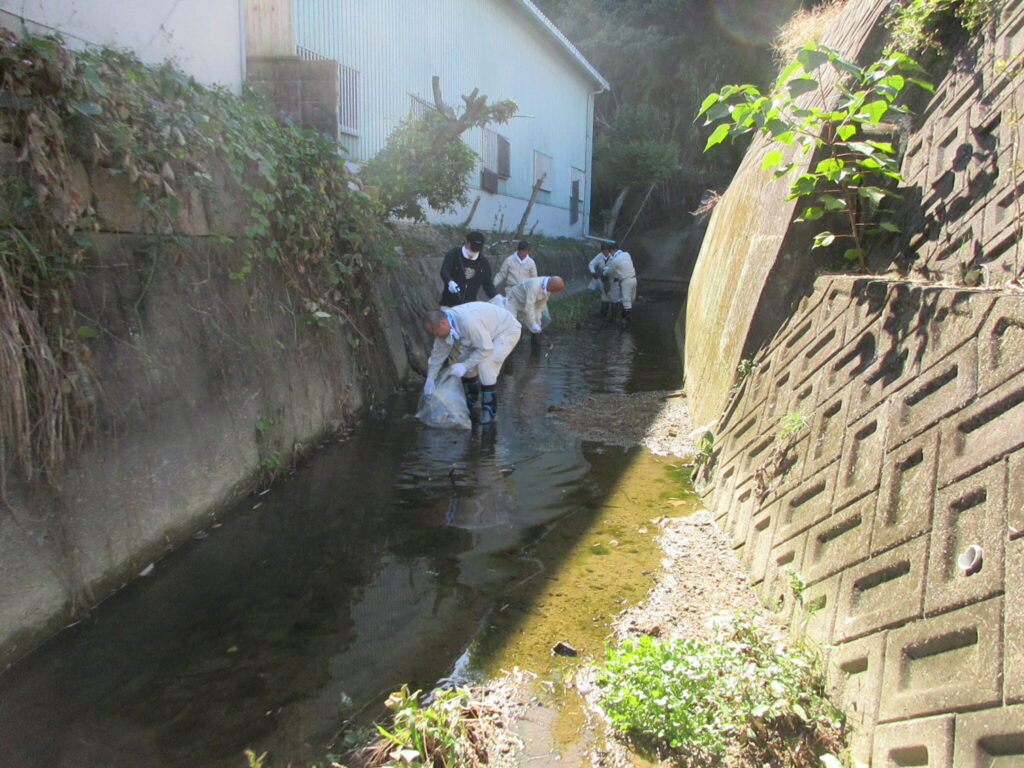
[464,449,701,766]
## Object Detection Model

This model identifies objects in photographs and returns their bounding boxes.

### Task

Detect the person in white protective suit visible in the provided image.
[422,302,522,425]
[588,242,618,319]
[603,248,637,328]
[505,275,564,350]
[494,240,538,291]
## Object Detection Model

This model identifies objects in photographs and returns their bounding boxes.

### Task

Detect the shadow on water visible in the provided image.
[0,293,691,768]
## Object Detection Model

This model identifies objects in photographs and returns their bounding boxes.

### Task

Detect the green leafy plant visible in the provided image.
[778,409,810,439]
[259,450,282,470]
[886,0,998,54]
[698,44,932,271]
[361,79,515,222]
[692,428,714,471]
[731,358,756,393]
[341,684,499,768]
[595,616,845,766]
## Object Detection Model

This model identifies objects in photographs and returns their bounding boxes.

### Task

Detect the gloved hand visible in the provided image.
[423,377,435,397]
[529,323,542,333]
[447,280,460,294]
[449,362,467,378]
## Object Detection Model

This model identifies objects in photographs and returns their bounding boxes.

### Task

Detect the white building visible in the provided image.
[0,0,606,239]
[0,0,245,92]
[275,0,609,239]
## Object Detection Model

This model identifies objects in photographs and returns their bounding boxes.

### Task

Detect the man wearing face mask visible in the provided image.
[439,230,498,308]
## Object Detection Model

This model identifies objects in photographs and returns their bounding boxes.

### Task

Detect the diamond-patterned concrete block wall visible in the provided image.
[902,2,1024,288]
[700,277,1024,766]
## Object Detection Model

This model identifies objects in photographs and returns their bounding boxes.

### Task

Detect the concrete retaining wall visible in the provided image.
[688,1,1024,764]
[700,276,1023,765]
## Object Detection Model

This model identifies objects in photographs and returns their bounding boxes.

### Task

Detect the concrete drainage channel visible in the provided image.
[0,296,692,768]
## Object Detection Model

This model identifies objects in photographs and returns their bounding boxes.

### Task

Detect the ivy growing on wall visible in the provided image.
[0,27,388,488]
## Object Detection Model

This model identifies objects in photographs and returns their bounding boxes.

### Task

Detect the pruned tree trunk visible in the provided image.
[619,183,656,246]
[604,185,630,238]
[514,174,546,241]
[462,195,481,228]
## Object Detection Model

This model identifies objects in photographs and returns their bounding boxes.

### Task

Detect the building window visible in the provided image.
[483,129,511,179]
[533,151,553,192]
[338,64,360,137]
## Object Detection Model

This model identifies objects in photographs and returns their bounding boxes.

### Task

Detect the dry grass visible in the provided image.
[0,210,93,495]
[773,0,848,67]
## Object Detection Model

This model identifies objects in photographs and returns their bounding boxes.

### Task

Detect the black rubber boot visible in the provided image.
[598,301,609,319]
[607,302,622,326]
[621,308,632,329]
[530,332,542,355]
[463,376,480,415]
[480,385,497,424]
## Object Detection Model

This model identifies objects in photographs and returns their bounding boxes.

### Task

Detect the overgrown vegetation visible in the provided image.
[595,615,846,767]
[547,289,595,328]
[755,409,811,500]
[0,28,389,488]
[362,79,516,222]
[699,44,932,271]
[336,684,516,768]
[772,0,848,67]
[886,0,998,54]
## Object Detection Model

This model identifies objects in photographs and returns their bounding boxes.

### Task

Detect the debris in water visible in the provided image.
[551,641,577,657]
[138,563,154,577]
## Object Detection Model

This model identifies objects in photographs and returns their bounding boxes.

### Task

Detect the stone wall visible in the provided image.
[0,150,589,669]
[687,1,1024,764]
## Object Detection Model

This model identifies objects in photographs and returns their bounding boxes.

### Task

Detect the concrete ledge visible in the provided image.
[953,704,1024,768]
[878,597,1003,722]
[925,462,1006,616]
[836,536,927,643]
[872,426,940,555]
[826,631,887,766]
[873,715,955,768]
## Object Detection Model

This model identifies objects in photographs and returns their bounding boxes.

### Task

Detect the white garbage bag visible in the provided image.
[416,371,471,429]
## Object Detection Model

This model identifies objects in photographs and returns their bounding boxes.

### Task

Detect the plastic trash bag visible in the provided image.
[587,278,600,291]
[416,371,471,429]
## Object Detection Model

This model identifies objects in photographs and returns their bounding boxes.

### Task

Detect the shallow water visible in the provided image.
[0,296,691,768]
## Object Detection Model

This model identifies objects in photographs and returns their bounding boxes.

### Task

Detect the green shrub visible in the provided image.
[887,0,998,54]
[596,616,845,766]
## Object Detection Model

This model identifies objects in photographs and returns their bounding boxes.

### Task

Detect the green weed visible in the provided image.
[341,684,500,768]
[595,615,846,766]
[887,0,998,54]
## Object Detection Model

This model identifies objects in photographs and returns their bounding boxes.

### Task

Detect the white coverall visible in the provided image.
[505,276,553,333]
[427,301,522,386]
[494,252,538,290]
[605,250,637,310]
[588,251,618,301]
